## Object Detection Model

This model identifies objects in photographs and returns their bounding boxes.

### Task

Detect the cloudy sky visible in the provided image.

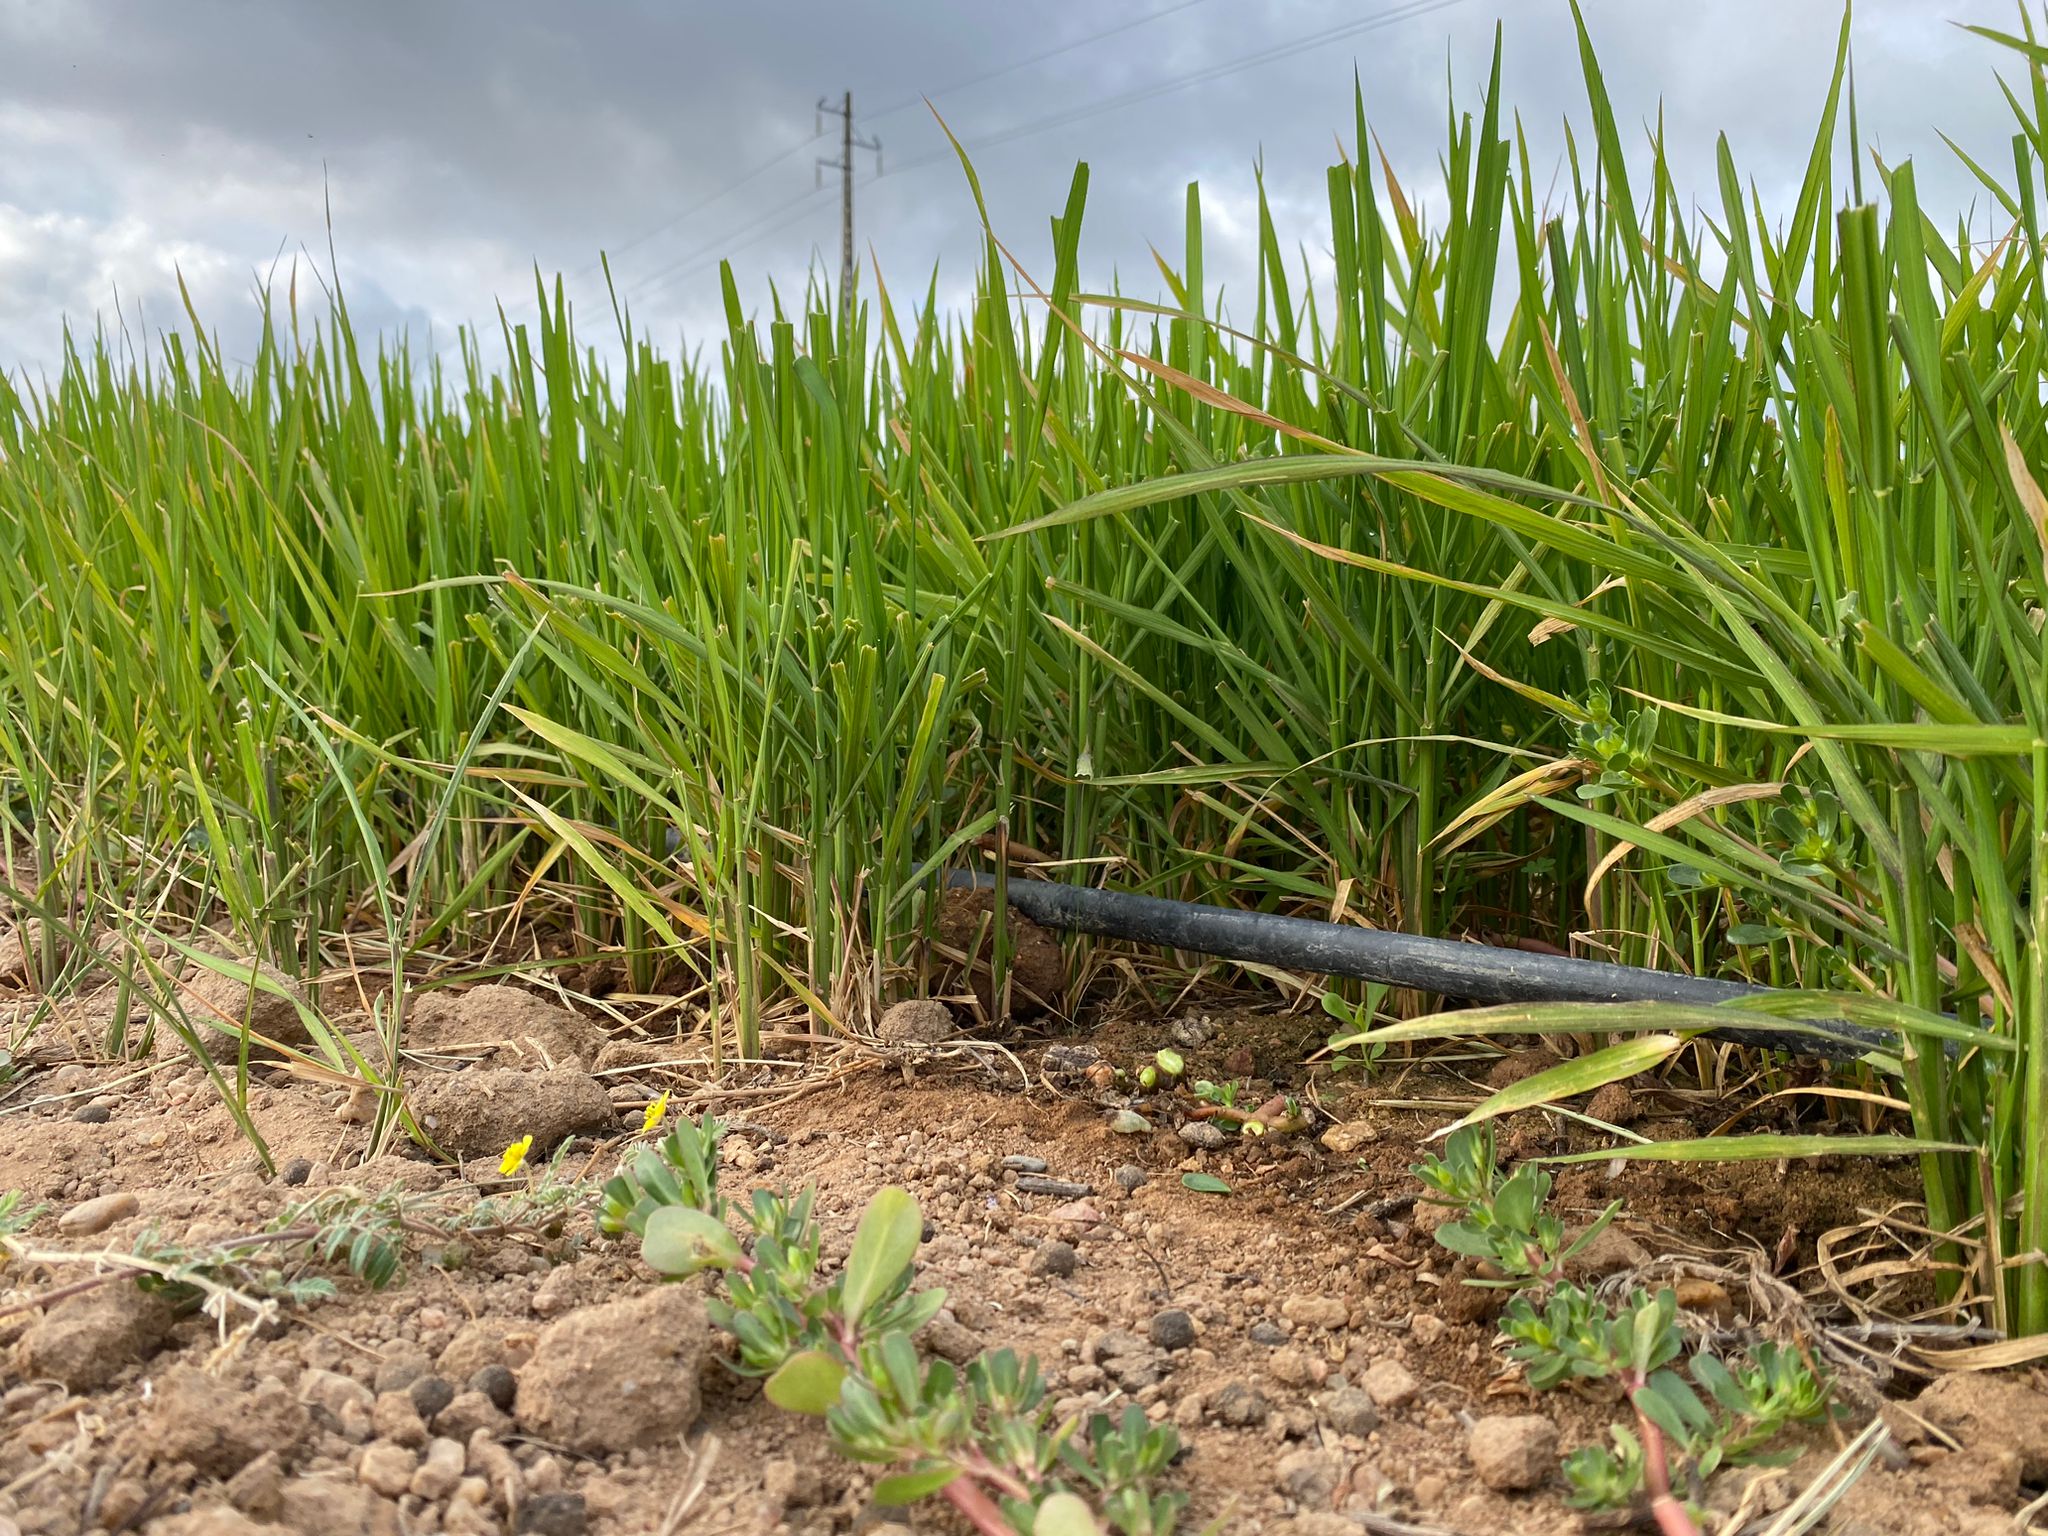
[0,0,2028,383]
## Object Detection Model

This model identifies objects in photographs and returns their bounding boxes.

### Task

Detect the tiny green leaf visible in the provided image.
[1034,1491,1106,1536]
[641,1205,743,1276]
[1689,1351,1750,1415]
[764,1349,846,1415]
[872,1461,963,1506]
[841,1187,923,1325]
[1181,1173,1232,1194]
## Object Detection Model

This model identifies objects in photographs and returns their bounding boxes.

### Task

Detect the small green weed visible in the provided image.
[1413,1128,1836,1536]
[1412,1122,1618,1285]
[605,1115,1191,1536]
[0,1153,589,1329]
[1320,983,1393,1076]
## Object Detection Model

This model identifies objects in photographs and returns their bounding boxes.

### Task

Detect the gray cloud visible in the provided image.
[0,0,2027,380]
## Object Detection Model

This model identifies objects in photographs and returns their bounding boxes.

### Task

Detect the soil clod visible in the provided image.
[1466,1414,1558,1491]
[14,1284,178,1391]
[513,1287,709,1454]
[1030,1239,1078,1277]
[1149,1308,1197,1351]
[408,1067,614,1160]
[876,999,953,1045]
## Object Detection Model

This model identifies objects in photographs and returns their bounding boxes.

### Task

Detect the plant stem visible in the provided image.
[1627,1379,1701,1536]
[958,1446,1033,1503]
[941,1472,1016,1536]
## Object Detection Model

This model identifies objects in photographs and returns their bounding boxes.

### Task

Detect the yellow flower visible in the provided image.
[499,1135,533,1177]
[641,1090,671,1136]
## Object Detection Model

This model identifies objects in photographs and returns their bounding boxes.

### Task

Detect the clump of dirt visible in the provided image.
[406,986,609,1072]
[162,957,314,1063]
[0,975,2039,1536]
[514,1287,710,1454]
[935,886,1065,1018]
[409,1067,615,1159]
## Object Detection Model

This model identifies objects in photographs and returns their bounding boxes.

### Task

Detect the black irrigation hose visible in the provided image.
[949,873,1892,1062]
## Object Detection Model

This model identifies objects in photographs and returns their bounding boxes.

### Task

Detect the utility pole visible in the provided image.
[816,92,881,327]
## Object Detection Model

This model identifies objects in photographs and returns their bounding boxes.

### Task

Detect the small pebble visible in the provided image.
[515,1492,588,1536]
[1248,1321,1289,1346]
[1178,1122,1227,1151]
[411,1437,466,1501]
[1030,1241,1079,1279]
[409,1376,457,1420]
[436,1390,512,1441]
[373,1355,430,1395]
[1113,1164,1150,1193]
[70,1104,111,1125]
[1360,1359,1420,1409]
[1275,1448,1341,1506]
[1001,1155,1049,1174]
[57,1191,137,1236]
[1149,1309,1197,1352]
[1015,1176,1093,1198]
[280,1158,314,1187]
[357,1442,417,1498]
[923,1314,985,1365]
[1085,1329,1146,1364]
[1170,1017,1215,1047]
[1467,1415,1559,1491]
[1321,1386,1379,1437]
[371,1393,429,1449]
[1266,1348,1316,1388]
[1212,1382,1269,1427]
[1280,1295,1349,1331]
[469,1364,517,1412]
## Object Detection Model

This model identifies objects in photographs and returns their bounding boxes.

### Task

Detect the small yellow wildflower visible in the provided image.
[499,1134,533,1177]
[641,1090,672,1136]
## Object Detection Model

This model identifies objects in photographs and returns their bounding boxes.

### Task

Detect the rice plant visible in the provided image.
[4,3,2048,1332]
[1038,9,2048,1332]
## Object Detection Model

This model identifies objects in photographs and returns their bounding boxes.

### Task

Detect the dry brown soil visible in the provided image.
[0,970,2041,1536]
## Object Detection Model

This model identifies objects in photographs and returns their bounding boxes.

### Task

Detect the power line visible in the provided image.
[884,0,1469,179]
[504,129,824,316]
[863,0,1224,123]
[569,0,1225,313]
[622,0,1466,315]
[599,131,824,269]
[628,174,906,310]
[625,185,835,306]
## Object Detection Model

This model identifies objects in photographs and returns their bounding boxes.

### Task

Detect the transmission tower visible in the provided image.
[816,92,882,326]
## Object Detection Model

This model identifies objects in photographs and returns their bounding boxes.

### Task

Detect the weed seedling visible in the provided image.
[604,1114,1190,1535]
[0,1150,589,1329]
[1183,1079,1305,1137]
[1412,1122,1619,1284]
[1320,983,1393,1076]
[1413,1128,1835,1535]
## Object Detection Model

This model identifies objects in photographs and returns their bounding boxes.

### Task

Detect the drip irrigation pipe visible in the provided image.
[948,873,1890,1062]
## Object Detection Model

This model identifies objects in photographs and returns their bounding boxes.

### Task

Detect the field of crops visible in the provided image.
[7,12,2048,1330]
[12,8,2048,1532]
